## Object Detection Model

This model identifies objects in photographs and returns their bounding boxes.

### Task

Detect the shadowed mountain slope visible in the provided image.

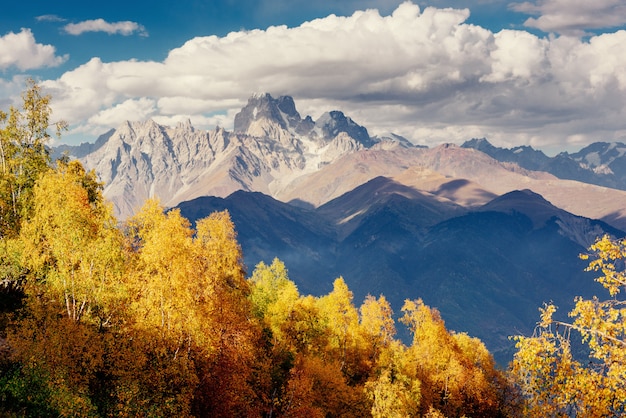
[175,185,623,364]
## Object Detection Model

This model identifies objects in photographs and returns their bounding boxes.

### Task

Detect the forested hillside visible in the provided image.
[1,81,625,417]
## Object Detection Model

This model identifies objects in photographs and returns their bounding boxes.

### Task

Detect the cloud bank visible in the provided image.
[0,29,67,71]
[64,19,148,37]
[29,2,626,152]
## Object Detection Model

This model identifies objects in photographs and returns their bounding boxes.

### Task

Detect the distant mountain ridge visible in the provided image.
[462,138,626,191]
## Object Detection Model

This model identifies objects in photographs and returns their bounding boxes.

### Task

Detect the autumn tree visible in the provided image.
[281,354,370,418]
[0,79,66,344]
[317,278,361,374]
[249,268,378,417]
[191,210,265,417]
[364,338,421,418]
[360,295,419,417]
[359,295,396,367]
[124,202,265,416]
[249,258,300,342]
[399,299,515,417]
[247,259,302,414]
[511,234,626,417]
[4,159,124,416]
[278,279,370,417]
[0,78,66,238]
[20,160,124,325]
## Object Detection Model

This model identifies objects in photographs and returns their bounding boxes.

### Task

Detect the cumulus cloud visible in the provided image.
[0,75,31,109]
[42,1,626,152]
[510,0,626,35]
[87,97,157,126]
[0,29,68,70]
[64,19,148,36]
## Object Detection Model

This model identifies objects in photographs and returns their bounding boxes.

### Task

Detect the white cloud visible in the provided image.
[0,75,30,109]
[0,28,68,70]
[510,0,626,35]
[64,19,148,36]
[41,1,626,152]
[87,98,157,126]
[481,30,549,82]
[36,15,67,23]
[157,96,242,116]
[42,58,119,122]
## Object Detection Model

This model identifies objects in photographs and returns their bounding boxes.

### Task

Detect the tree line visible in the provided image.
[0,81,624,417]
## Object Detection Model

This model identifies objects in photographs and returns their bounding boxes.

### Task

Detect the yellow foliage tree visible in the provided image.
[317,277,360,371]
[249,258,300,342]
[192,210,264,417]
[0,78,66,238]
[248,258,302,414]
[126,200,197,345]
[20,160,124,325]
[359,294,396,365]
[365,339,421,418]
[511,234,626,417]
[400,299,514,417]
[124,202,263,416]
[6,159,124,415]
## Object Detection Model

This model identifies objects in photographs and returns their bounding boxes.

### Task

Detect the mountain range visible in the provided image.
[57,93,626,363]
[462,137,626,192]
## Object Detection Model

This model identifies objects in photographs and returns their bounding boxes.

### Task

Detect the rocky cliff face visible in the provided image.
[81,119,232,217]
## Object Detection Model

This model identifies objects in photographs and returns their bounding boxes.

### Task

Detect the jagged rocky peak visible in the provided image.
[463,137,542,155]
[462,137,496,151]
[115,119,165,144]
[315,110,373,147]
[234,92,304,133]
[175,118,194,132]
[371,132,419,149]
[569,141,626,166]
[233,93,377,146]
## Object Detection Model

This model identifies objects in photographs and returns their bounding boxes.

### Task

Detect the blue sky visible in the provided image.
[2,0,626,154]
